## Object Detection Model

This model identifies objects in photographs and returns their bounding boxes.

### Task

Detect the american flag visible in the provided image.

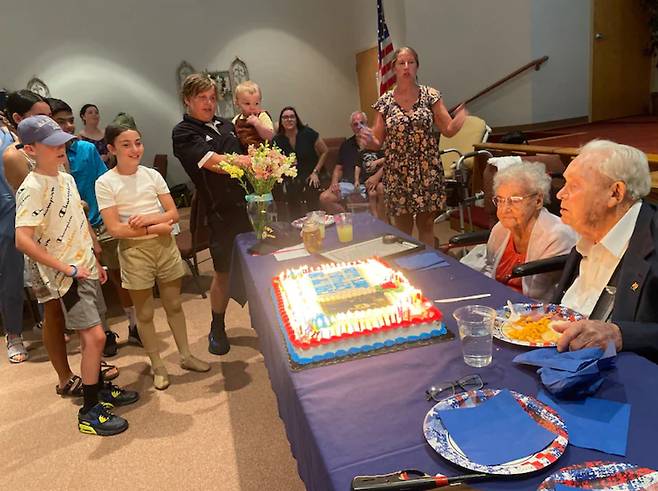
[377,0,395,95]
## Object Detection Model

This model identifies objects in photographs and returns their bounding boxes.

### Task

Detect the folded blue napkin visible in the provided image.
[394,251,448,271]
[538,390,631,456]
[437,389,557,465]
[513,344,616,398]
[513,347,605,372]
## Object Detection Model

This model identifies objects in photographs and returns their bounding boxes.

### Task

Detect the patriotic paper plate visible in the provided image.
[538,461,658,490]
[493,303,584,347]
[423,389,568,475]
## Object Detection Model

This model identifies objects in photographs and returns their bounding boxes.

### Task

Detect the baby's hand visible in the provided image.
[246,114,260,127]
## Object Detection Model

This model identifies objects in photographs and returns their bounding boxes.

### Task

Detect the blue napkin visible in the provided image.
[437,389,557,465]
[513,347,605,372]
[538,390,631,456]
[555,485,580,491]
[394,251,448,271]
[513,344,616,398]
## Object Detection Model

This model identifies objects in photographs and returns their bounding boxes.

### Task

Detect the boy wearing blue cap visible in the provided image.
[14,115,138,436]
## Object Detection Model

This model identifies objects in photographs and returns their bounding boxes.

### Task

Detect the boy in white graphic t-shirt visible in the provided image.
[14,115,138,436]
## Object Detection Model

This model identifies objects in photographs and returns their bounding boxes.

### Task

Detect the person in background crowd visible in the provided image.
[320,111,385,217]
[273,106,329,218]
[78,104,109,163]
[0,109,27,362]
[2,90,52,191]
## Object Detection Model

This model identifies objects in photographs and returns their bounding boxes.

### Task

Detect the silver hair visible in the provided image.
[493,161,552,204]
[579,139,651,200]
[350,111,367,123]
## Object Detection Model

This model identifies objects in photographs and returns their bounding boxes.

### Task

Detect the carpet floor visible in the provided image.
[0,248,305,491]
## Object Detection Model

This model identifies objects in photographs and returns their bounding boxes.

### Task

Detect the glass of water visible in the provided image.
[453,305,496,368]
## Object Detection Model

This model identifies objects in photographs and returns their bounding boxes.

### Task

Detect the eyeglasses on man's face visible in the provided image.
[425,374,484,402]
[492,193,537,208]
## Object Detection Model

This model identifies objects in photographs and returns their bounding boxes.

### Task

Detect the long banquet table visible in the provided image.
[229,213,658,490]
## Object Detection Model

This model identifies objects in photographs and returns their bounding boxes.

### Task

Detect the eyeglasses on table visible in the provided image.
[425,374,485,402]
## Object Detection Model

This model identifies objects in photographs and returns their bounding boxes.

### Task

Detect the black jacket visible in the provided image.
[554,201,658,362]
[172,114,246,218]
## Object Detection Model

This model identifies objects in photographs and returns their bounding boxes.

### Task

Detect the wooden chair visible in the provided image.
[175,191,209,298]
[153,154,168,180]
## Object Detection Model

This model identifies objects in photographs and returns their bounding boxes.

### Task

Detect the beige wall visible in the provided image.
[2,0,593,186]
[403,0,590,127]
[1,0,364,186]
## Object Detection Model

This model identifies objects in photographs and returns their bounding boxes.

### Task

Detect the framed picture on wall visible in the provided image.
[26,76,50,97]
[229,57,249,113]
[204,70,234,119]
[229,57,249,87]
[176,61,196,88]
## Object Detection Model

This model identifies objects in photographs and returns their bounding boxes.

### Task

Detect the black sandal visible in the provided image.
[55,374,83,397]
[101,361,119,381]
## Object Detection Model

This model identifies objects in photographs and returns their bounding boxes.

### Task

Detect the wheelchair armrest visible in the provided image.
[448,230,491,247]
[510,254,569,278]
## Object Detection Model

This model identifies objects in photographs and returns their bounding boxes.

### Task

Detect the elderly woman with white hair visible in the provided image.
[476,161,578,301]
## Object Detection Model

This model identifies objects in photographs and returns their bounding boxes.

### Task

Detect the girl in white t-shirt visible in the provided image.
[96,117,209,389]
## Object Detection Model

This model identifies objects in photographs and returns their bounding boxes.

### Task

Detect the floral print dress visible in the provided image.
[373,85,446,216]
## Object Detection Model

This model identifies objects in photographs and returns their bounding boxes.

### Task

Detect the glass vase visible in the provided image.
[245,193,277,240]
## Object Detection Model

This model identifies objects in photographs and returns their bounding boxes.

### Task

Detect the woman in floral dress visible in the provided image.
[360,46,467,245]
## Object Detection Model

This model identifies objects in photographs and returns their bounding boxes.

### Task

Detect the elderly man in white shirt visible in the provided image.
[552,140,658,362]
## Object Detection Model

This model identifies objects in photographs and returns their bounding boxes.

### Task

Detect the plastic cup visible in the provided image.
[306,211,326,239]
[335,212,353,243]
[302,219,323,253]
[452,305,496,368]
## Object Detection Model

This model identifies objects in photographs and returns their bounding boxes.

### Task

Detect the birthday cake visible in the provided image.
[272,258,448,366]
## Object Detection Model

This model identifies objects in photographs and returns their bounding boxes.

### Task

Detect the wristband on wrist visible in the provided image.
[67,265,78,278]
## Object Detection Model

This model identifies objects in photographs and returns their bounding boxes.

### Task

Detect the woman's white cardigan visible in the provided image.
[482,208,578,302]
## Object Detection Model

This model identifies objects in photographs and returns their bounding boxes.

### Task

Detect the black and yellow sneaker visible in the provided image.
[99,382,139,408]
[78,403,128,436]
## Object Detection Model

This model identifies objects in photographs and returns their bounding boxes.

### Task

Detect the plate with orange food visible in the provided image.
[493,303,584,347]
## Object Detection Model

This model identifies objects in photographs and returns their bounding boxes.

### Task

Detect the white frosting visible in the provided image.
[277,259,437,345]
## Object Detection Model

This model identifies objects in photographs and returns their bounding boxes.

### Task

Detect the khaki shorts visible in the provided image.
[94,224,121,271]
[118,235,185,290]
[59,279,107,331]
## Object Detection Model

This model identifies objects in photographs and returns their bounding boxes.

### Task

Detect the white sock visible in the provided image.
[124,307,137,327]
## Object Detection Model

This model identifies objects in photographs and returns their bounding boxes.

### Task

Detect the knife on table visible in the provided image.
[351,469,487,490]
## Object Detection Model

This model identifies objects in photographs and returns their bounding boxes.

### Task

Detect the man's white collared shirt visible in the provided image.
[561,201,642,316]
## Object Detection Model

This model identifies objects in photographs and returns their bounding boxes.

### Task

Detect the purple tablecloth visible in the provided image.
[229,213,658,490]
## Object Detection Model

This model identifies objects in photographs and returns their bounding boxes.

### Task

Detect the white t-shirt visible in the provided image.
[95,166,170,239]
[15,171,97,302]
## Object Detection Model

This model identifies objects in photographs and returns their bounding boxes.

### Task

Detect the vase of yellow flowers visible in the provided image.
[219,142,297,240]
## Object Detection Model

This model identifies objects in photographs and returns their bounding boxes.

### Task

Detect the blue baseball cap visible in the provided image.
[17,115,76,146]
